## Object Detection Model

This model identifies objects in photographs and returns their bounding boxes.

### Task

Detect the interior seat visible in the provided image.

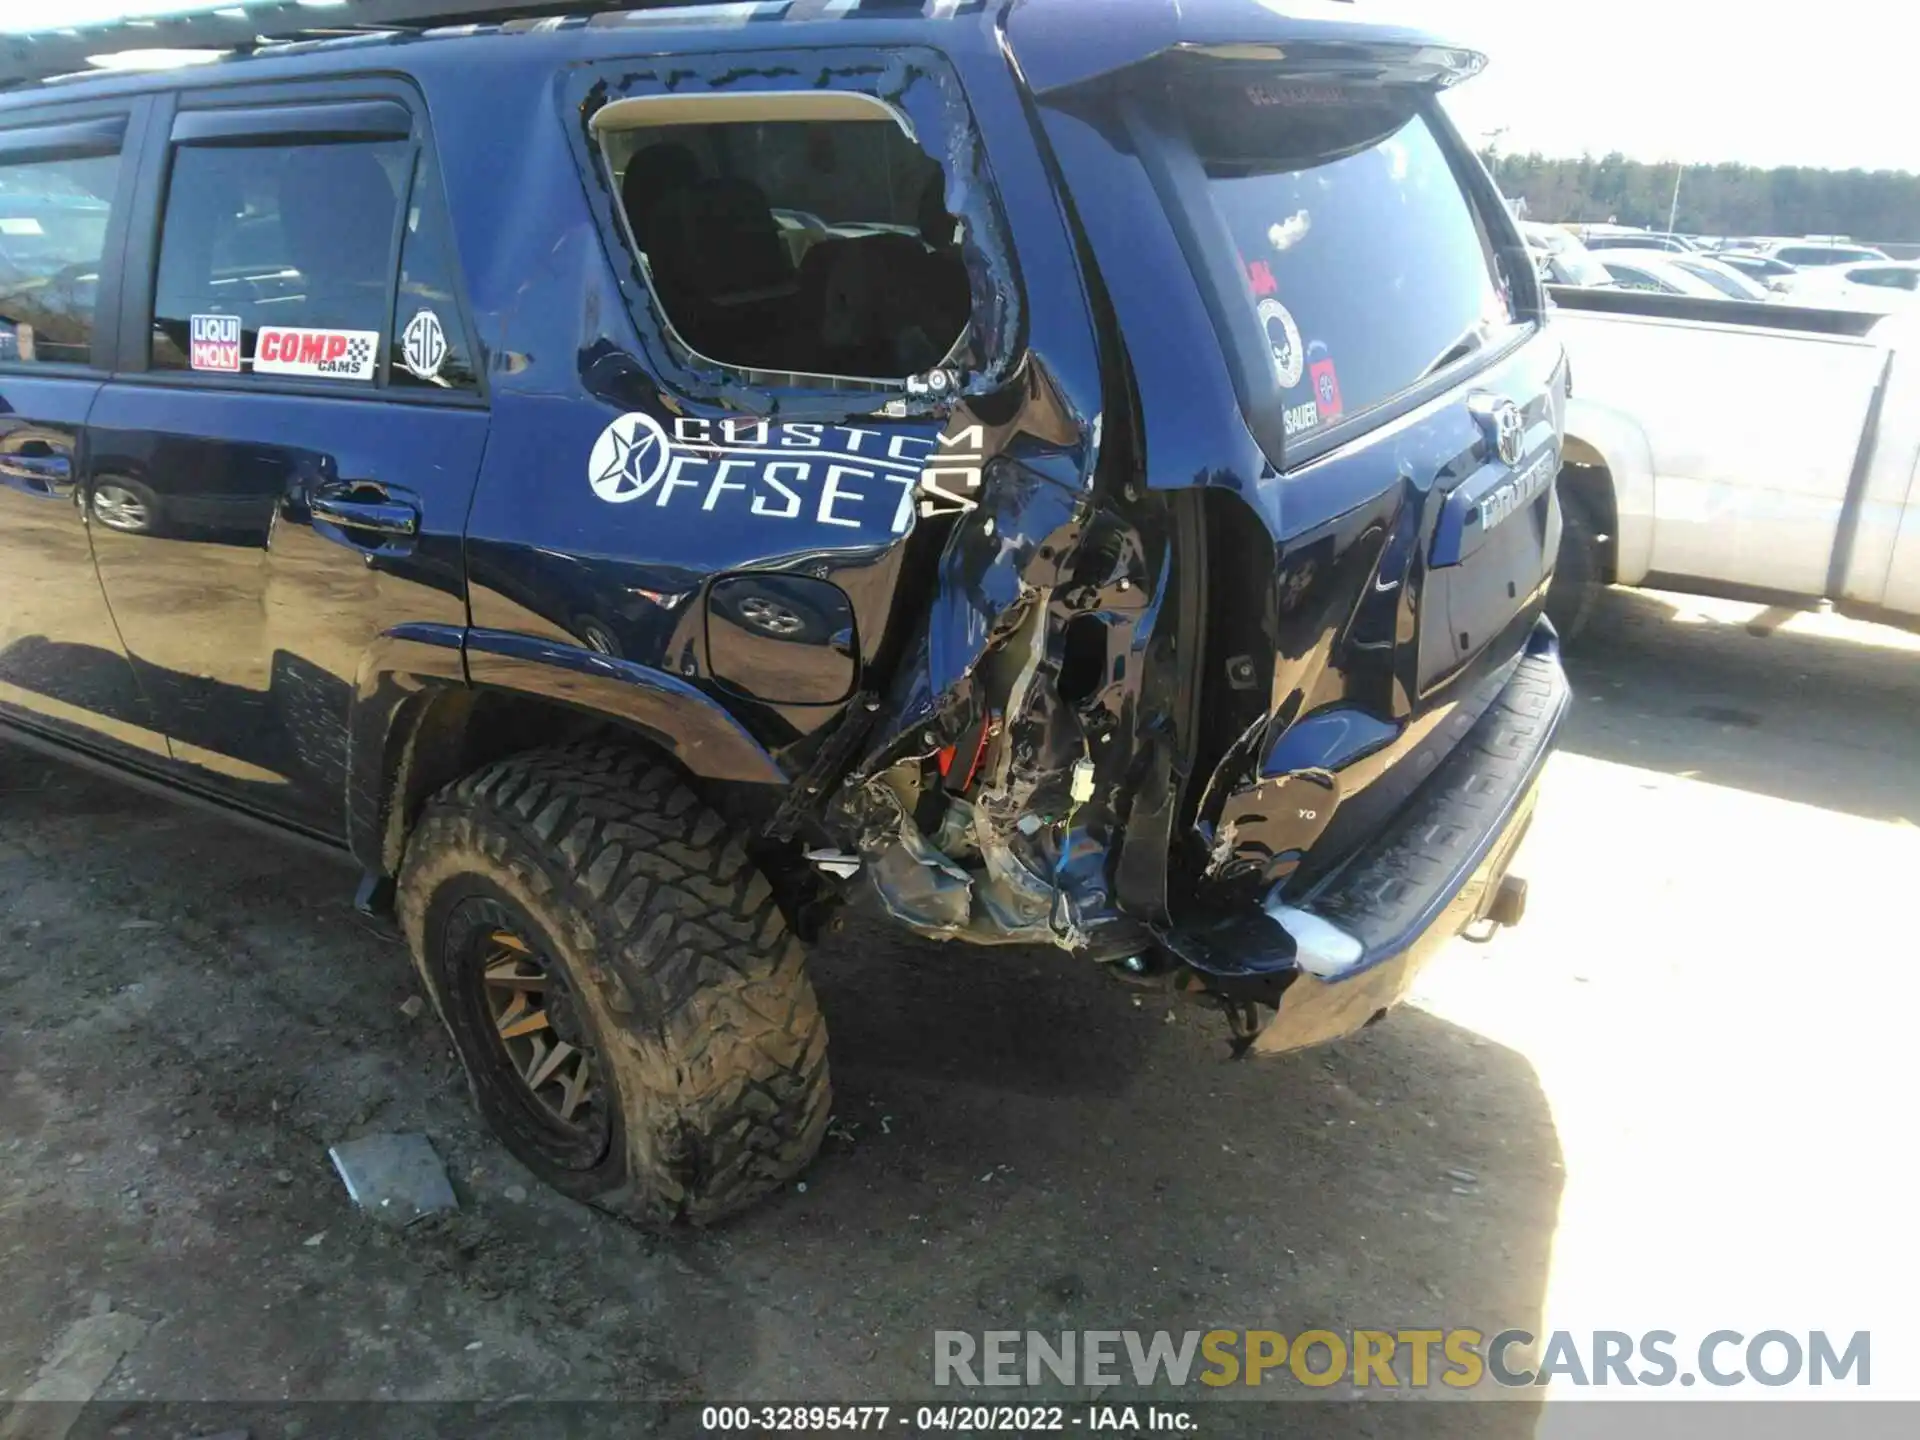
[646,175,801,365]
[799,169,971,378]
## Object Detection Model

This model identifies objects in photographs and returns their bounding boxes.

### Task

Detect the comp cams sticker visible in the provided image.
[586,414,986,536]
[253,327,379,381]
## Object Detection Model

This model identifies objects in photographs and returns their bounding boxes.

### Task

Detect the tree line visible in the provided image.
[1479,150,1920,244]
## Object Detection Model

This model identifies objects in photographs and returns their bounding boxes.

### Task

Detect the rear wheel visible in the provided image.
[1546,488,1604,643]
[397,744,830,1226]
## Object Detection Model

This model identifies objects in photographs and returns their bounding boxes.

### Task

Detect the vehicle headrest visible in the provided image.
[622,142,703,245]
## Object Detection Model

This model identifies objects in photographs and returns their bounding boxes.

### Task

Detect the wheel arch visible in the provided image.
[1562,399,1655,586]
[348,627,787,879]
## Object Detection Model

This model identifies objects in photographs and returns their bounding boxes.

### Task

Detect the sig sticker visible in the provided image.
[1257,298,1304,389]
[189,314,241,373]
[253,327,379,381]
[401,309,448,381]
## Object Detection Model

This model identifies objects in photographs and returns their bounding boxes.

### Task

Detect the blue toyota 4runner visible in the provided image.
[0,0,1570,1223]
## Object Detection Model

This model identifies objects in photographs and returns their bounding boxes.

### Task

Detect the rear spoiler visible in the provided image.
[1005,0,1484,97]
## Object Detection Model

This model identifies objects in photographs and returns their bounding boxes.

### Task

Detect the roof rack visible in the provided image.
[0,0,642,90]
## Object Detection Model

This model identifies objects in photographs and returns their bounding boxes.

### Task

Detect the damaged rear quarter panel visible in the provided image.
[459,18,1185,950]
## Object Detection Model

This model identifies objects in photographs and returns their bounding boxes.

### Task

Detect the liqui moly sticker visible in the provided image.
[253,327,379,381]
[189,314,241,373]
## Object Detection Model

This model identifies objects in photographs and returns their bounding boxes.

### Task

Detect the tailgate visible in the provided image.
[1022,23,1568,901]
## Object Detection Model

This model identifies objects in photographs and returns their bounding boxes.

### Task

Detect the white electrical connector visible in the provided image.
[1070,758,1096,805]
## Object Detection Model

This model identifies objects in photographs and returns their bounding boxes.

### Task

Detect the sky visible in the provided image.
[5,0,1919,174]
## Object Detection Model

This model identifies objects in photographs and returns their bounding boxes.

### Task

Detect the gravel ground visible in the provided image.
[1,586,1915,1436]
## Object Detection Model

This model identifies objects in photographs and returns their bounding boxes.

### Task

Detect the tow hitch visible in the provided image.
[1462,874,1528,944]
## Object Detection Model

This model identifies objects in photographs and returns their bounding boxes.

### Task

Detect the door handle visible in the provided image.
[0,450,73,493]
[310,485,420,539]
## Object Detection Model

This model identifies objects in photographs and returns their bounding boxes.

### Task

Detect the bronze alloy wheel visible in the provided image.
[480,926,605,1134]
[400,744,831,1224]
[444,897,612,1164]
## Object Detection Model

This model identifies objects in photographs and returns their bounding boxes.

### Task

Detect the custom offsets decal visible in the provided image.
[587,414,986,536]
[188,314,379,381]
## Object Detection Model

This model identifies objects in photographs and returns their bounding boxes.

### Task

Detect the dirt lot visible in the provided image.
[2,587,1916,1435]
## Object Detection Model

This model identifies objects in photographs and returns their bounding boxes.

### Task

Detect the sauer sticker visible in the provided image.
[253,327,379,381]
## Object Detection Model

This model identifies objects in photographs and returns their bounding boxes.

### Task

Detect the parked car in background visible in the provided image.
[1599,252,1735,299]
[1582,229,1696,253]
[1543,289,1920,638]
[1520,221,1613,287]
[1715,251,1799,287]
[1777,260,1920,313]
[1748,239,1891,267]
[1663,252,1772,301]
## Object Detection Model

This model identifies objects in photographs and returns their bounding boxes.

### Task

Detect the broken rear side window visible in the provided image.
[595,95,973,388]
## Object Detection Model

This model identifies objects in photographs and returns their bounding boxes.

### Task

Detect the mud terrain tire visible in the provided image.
[397,744,830,1226]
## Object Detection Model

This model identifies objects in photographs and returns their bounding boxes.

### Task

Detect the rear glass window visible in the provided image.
[1166,81,1526,453]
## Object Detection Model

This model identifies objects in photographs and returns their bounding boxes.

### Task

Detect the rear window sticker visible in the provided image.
[1311,356,1344,423]
[1246,259,1278,297]
[0,217,44,237]
[401,309,448,381]
[1282,398,1319,441]
[253,327,379,381]
[1258,298,1304,389]
[189,314,241,373]
[1267,210,1311,252]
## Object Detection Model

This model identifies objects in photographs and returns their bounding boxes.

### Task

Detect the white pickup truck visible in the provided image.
[1545,287,1920,636]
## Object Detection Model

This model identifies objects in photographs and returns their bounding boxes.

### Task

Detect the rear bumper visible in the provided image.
[1172,619,1569,1052]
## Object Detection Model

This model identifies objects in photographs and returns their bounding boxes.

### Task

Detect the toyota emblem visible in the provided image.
[1470,395,1527,467]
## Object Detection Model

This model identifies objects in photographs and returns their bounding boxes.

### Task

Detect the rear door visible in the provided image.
[0,99,168,759]
[84,82,484,834]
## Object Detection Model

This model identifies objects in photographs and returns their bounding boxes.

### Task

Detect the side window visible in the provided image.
[0,144,120,366]
[595,96,971,385]
[152,137,409,382]
[390,148,478,392]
